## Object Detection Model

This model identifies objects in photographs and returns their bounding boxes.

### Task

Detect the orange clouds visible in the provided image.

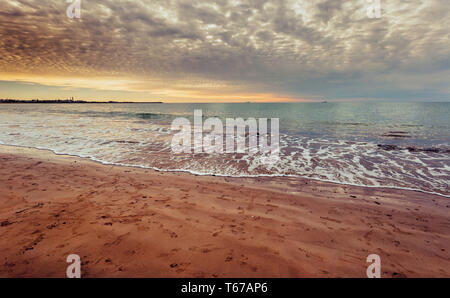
[0,0,449,102]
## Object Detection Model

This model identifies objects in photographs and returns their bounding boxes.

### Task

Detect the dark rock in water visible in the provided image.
[382,134,410,138]
[423,148,440,153]
[377,144,399,151]
[382,131,411,138]
[378,144,449,154]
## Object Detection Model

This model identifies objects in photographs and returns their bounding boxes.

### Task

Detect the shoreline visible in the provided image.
[1,143,449,199]
[0,144,449,277]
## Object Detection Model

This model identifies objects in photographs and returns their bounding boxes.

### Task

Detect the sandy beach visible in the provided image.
[0,144,448,278]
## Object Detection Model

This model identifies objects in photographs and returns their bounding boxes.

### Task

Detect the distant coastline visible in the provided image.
[0,99,163,104]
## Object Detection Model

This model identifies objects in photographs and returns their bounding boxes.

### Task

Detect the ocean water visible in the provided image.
[0,102,449,196]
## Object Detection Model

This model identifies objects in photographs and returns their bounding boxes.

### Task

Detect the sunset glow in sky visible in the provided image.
[0,0,449,102]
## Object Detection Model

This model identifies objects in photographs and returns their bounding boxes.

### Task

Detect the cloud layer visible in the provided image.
[0,0,449,101]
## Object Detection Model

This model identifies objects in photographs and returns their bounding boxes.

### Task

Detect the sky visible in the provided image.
[0,0,449,102]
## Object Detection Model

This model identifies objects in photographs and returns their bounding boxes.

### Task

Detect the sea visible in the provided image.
[0,102,449,197]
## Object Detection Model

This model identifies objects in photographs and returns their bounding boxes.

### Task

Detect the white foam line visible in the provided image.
[1,142,449,199]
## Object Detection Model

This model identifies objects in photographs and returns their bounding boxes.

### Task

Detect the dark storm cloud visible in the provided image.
[0,0,449,100]
[315,0,345,24]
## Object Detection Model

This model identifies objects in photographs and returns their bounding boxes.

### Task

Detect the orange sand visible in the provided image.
[0,145,449,277]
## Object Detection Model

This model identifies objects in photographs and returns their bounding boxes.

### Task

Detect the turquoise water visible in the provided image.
[0,102,449,196]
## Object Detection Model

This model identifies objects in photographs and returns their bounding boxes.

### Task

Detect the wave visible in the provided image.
[135,113,177,120]
[42,109,184,121]
[1,104,449,198]
[377,144,450,153]
[0,142,449,199]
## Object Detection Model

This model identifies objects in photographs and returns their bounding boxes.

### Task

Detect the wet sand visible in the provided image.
[0,145,449,277]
